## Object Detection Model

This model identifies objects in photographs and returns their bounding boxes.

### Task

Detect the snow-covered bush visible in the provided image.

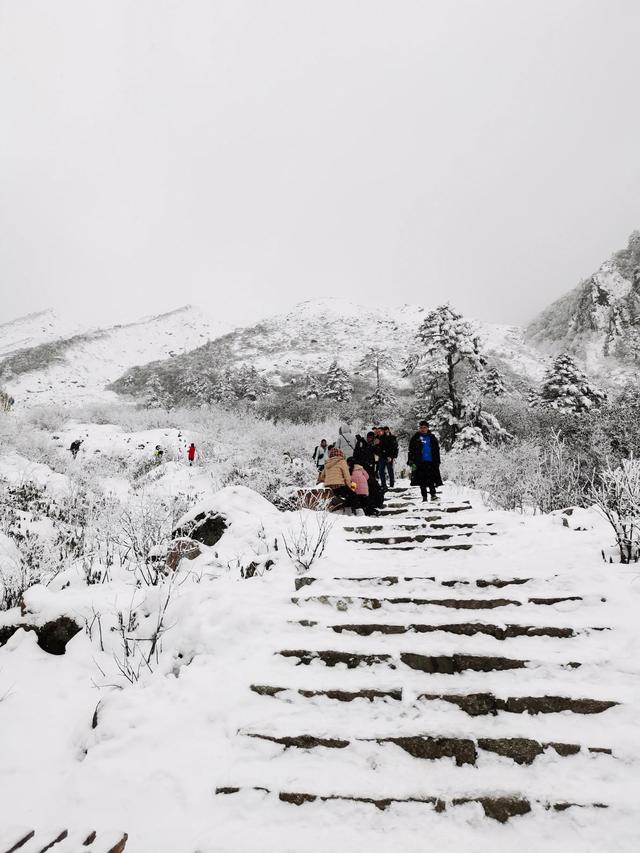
[590,458,640,563]
[444,433,589,513]
[0,480,91,602]
[538,353,605,413]
[453,425,485,451]
[0,532,30,610]
[115,492,193,585]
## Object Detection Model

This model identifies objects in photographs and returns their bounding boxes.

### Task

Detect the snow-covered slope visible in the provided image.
[0,481,637,851]
[0,309,84,358]
[0,306,231,408]
[112,298,547,404]
[526,230,640,373]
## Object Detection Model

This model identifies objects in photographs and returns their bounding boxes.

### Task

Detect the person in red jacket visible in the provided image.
[187,443,196,466]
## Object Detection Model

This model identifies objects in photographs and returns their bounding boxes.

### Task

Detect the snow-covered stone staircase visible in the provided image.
[0,829,128,852]
[213,484,636,850]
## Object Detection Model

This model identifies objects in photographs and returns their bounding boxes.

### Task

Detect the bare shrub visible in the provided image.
[282,507,334,574]
[590,458,640,564]
[444,432,589,513]
[114,494,190,585]
[96,578,178,686]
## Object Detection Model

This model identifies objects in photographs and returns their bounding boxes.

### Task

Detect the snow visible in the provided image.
[1,306,232,408]
[593,261,633,302]
[0,478,638,851]
[476,322,548,382]
[0,451,70,497]
[0,309,84,357]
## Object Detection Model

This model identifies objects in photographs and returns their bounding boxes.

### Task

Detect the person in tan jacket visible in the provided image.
[318,447,360,513]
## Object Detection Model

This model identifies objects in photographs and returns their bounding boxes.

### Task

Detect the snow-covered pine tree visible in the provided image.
[211,369,238,403]
[481,366,506,398]
[539,353,605,413]
[404,304,488,447]
[357,347,396,391]
[357,346,397,419]
[618,325,640,362]
[0,388,14,412]
[182,373,216,404]
[235,365,270,401]
[322,360,353,403]
[297,374,323,400]
[364,384,398,421]
[144,375,169,408]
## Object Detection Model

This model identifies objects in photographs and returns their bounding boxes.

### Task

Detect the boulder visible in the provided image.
[165,538,202,570]
[173,511,227,547]
[0,616,81,655]
[35,616,81,655]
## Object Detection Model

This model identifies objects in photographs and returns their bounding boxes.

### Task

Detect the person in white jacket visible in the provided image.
[336,424,356,456]
[312,439,329,470]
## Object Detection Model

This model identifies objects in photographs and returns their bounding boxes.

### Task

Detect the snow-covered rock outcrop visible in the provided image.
[526,230,640,372]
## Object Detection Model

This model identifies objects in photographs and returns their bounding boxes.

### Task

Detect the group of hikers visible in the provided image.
[312,420,442,515]
[153,443,197,464]
[70,440,198,465]
[67,419,441,517]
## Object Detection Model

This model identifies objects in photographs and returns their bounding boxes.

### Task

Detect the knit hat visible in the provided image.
[329,447,344,458]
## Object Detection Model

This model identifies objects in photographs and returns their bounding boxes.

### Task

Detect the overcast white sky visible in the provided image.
[1,0,639,329]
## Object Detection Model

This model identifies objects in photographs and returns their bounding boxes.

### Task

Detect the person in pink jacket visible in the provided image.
[348,458,370,515]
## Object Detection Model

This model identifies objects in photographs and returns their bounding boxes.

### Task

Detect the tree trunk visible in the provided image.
[448,355,461,444]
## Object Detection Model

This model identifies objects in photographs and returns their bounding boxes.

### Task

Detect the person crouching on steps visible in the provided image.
[408,420,443,501]
[318,448,361,514]
[348,457,369,516]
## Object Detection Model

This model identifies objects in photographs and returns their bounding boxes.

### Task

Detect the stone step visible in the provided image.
[243,732,612,766]
[251,684,403,701]
[298,621,590,639]
[378,505,473,516]
[405,504,473,514]
[249,684,618,715]
[276,649,580,673]
[214,787,607,823]
[417,692,620,716]
[294,575,534,591]
[344,521,485,532]
[291,594,588,610]
[346,532,497,545]
[385,499,472,508]
[363,543,480,552]
[403,501,472,510]
[0,829,128,852]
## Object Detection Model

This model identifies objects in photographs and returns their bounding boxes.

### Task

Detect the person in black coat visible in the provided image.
[407,420,443,501]
[353,433,377,473]
[378,426,399,489]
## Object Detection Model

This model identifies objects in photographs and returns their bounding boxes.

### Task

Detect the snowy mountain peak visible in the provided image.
[526,229,640,371]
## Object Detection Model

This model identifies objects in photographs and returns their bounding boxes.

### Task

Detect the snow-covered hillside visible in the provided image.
[526,230,640,374]
[0,309,84,357]
[0,306,231,408]
[112,298,547,405]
